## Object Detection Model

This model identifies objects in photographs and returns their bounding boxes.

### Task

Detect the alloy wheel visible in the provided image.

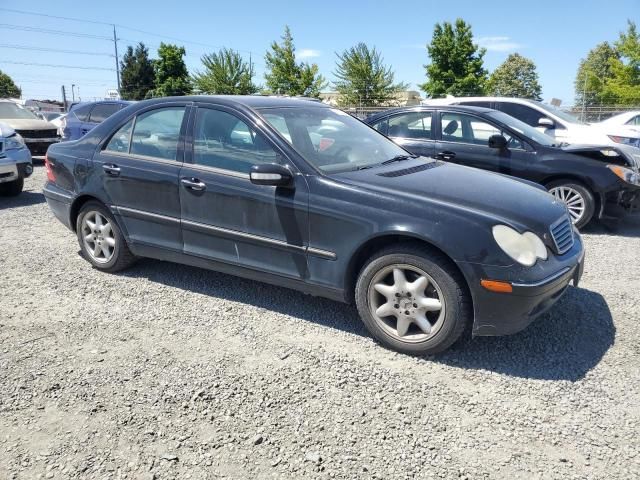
[81,211,116,264]
[367,264,446,343]
[549,186,586,224]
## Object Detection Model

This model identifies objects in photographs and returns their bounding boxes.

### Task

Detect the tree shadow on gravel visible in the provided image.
[0,191,45,210]
[436,286,614,381]
[582,215,640,238]
[124,259,613,382]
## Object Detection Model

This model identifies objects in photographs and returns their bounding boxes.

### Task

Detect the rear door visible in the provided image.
[436,110,533,174]
[179,103,310,279]
[94,103,189,251]
[370,111,435,157]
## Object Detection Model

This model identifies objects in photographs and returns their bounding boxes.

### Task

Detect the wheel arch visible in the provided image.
[69,194,110,232]
[541,175,603,219]
[344,233,472,306]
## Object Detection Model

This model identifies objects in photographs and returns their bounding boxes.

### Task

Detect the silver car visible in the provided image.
[0,122,33,196]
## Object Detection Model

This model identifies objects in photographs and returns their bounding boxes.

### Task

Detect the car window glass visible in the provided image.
[459,101,492,108]
[104,118,134,153]
[370,118,388,135]
[495,102,547,128]
[627,115,640,126]
[441,112,505,146]
[388,112,432,140]
[193,108,279,174]
[130,107,185,161]
[261,113,293,142]
[72,104,93,122]
[89,104,120,123]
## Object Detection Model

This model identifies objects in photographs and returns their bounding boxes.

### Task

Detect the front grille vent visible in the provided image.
[550,215,574,255]
[15,129,58,139]
[377,161,442,178]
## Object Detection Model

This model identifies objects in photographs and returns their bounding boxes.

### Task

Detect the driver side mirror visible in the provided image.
[538,117,554,128]
[250,163,293,188]
[488,134,508,150]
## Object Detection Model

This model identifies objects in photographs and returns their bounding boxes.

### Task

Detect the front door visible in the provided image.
[94,104,188,252]
[179,104,310,280]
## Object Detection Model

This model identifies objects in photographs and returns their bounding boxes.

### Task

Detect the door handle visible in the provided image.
[181,177,206,191]
[102,163,121,176]
[436,151,456,160]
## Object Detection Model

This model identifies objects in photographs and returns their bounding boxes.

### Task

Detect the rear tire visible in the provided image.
[546,180,595,229]
[355,244,472,355]
[76,201,136,272]
[0,178,24,197]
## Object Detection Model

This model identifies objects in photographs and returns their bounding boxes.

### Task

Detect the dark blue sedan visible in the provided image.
[62,100,132,141]
[43,96,584,355]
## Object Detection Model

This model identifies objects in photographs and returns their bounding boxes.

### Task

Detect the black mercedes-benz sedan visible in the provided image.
[43,96,584,355]
[366,105,640,228]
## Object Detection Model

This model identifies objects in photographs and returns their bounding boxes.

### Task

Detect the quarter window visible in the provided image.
[387,112,433,140]
[130,107,185,161]
[104,118,133,153]
[193,108,279,174]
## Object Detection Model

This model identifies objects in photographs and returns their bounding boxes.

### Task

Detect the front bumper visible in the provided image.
[457,233,585,336]
[0,148,33,183]
[24,138,60,157]
[601,184,640,219]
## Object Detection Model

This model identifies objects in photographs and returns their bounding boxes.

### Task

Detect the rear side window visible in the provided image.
[494,102,545,128]
[387,112,433,140]
[72,104,93,122]
[89,104,121,123]
[129,107,185,161]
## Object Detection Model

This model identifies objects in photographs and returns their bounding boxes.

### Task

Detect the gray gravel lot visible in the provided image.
[1,166,639,479]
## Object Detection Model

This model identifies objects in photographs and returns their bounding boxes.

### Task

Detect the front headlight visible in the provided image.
[608,165,640,185]
[492,225,548,267]
[5,134,25,150]
[608,135,639,146]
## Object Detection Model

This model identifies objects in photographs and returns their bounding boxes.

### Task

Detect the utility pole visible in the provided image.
[61,85,68,112]
[71,84,76,102]
[113,25,121,92]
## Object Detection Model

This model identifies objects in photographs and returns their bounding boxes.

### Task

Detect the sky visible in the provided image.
[1,0,639,106]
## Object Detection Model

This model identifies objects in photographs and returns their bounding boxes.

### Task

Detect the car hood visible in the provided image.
[0,118,57,130]
[576,122,640,138]
[561,143,640,170]
[333,158,567,235]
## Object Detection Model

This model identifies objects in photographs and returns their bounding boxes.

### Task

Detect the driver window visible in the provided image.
[193,108,279,174]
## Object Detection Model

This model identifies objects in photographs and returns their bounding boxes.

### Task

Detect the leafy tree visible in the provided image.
[120,42,155,100]
[264,26,326,97]
[574,42,618,108]
[192,48,258,94]
[0,70,21,98]
[333,43,407,107]
[420,19,488,97]
[151,43,192,97]
[602,21,640,105]
[487,53,542,100]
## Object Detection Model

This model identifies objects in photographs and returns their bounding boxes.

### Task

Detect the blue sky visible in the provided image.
[1,0,638,105]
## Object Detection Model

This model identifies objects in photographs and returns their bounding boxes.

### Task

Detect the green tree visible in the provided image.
[0,70,21,98]
[120,42,155,100]
[333,43,407,107]
[602,21,640,104]
[264,26,326,97]
[192,48,258,94]
[151,43,192,97]
[420,19,488,97]
[487,53,542,100]
[574,42,618,108]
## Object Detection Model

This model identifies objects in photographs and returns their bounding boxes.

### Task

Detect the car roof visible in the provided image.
[366,104,495,122]
[134,95,329,110]
[70,100,132,110]
[422,96,541,106]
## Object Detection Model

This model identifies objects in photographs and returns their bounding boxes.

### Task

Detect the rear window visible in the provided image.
[89,104,121,123]
[72,104,93,122]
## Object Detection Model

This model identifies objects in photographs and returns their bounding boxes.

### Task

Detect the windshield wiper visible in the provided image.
[381,154,416,165]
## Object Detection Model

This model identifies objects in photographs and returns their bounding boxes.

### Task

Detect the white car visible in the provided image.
[422,96,640,148]
[596,111,640,131]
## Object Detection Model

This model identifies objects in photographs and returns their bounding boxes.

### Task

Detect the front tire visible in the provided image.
[76,201,136,272]
[355,244,472,355]
[547,180,595,229]
[0,178,24,197]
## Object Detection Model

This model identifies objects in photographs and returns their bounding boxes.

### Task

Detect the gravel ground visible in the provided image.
[1,166,639,480]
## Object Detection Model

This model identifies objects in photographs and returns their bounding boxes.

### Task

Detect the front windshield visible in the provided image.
[0,102,39,120]
[487,110,558,147]
[534,101,586,125]
[258,106,409,173]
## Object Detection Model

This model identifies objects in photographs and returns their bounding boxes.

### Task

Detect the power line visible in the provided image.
[0,7,114,26]
[0,43,114,57]
[0,23,112,40]
[2,60,115,71]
